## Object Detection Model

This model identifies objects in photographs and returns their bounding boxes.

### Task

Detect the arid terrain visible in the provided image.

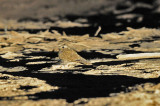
[0,0,160,106]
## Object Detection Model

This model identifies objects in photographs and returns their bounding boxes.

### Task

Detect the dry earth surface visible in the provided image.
[0,0,160,106]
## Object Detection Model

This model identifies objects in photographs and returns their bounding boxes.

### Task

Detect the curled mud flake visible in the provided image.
[0,43,9,48]
[25,56,46,60]
[26,61,47,65]
[0,45,24,54]
[51,64,76,70]
[53,21,90,28]
[2,32,25,45]
[26,37,43,44]
[1,52,24,59]
[117,53,160,60]
[7,67,27,72]
[0,66,27,72]
[94,26,101,37]
[101,33,124,41]
[120,27,160,38]
[116,14,142,20]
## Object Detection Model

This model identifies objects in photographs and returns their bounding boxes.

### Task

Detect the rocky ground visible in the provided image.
[0,0,160,106]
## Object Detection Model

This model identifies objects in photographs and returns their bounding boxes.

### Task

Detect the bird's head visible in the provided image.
[58,44,71,51]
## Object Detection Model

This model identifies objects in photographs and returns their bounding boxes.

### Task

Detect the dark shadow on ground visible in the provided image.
[2,72,160,103]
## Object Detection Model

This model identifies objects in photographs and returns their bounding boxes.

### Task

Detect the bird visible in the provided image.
[58,45,92,65]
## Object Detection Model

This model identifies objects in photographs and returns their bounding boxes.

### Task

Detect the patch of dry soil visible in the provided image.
[0,27,160,105]
[0,0,160,105]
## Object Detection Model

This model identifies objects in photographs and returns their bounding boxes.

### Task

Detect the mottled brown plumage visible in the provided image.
[58,45,91,65]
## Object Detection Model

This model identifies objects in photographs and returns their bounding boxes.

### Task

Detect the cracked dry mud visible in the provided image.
[1,0,160,106]
[0,27,160,106]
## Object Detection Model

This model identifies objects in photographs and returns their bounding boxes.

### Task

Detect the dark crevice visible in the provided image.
[50,26,98,36]
[19,86,37,91]
[78,50,117,59]
[0,29,47,34]
[129,44,141,48]
[123,50,143,54]
[93,60,138,66]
